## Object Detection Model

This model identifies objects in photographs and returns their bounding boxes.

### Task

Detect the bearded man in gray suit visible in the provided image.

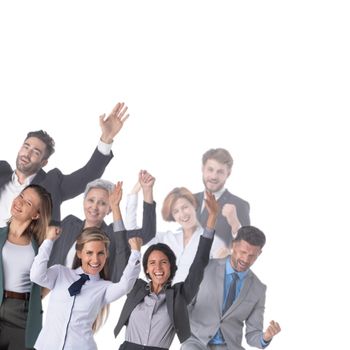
[182,226,281,350]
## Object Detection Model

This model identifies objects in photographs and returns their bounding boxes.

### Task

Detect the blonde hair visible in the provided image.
[72,227,110,332]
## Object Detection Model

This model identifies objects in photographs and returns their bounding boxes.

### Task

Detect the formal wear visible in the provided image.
[195,189,250,253]
[0,227,42,349]
[48,200,155,282]
[182,257,267,350]
[114,234,214,348]
[30,239,141,350]
[0,145,113,226]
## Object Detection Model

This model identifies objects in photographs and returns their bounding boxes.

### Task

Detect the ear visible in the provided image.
[32,213,40,220]
[77,250,82,259]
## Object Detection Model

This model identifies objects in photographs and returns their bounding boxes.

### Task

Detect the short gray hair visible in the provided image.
[84,179,115,198]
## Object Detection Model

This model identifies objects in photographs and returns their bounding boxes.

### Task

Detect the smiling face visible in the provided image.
[146,250,171,291]
[83,188,111,227]
[77,240,108,275]
[230,240,261,272]
[11,187,41,223]
[202,159,231,193]
[16,137,48,177]
[171,197,197,230]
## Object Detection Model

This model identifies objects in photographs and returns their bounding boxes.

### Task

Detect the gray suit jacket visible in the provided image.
[187,258,266,350]
[195,190,250,248]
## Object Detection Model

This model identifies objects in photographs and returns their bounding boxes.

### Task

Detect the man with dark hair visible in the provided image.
[195,148,250,258]
[0,102,129,226]
[182,226,281,350]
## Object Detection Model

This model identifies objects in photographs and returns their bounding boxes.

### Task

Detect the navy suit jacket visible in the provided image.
[0,147,113,225]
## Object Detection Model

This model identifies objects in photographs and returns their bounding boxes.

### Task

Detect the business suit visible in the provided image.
[182,257,266,350]
[0,227,42,349]
[195,190,250,248]
[114,235,214,346]
[0,147,113,225]
[48,201,156,282]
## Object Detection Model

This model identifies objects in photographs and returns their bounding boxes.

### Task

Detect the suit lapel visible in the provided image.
[165,288,175,325]
[222,270,253,318]
[32,169,46,184]
[215,260,226,314]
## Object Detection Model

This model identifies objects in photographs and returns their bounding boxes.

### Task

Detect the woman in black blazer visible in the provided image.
[114,191,219,350]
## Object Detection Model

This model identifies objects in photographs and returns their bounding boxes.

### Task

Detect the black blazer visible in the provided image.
[48,201,156,282]
[113,235,214,344]
[195,189,250,247]
[0,147,113,225]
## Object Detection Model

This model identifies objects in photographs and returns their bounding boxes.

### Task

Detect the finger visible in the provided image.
[99,114,106,123]
[117,105,128,118]
[111,102,122,115]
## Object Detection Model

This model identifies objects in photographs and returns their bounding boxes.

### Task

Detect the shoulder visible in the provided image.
[0,160,12,172]
[222,190,249,206]
[61,215,83,228]
[247,270,267,291]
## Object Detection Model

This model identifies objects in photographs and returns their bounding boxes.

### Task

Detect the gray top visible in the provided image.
[125,290,174,348]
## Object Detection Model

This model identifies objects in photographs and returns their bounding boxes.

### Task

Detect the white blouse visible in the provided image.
[30,239,140,350]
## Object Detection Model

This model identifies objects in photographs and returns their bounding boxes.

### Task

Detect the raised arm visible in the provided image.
[104,236,142,303]
[108,181,131,282]
[180,191,219,303]
[30,226,62,289]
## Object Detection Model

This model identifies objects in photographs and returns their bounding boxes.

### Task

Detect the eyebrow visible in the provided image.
[23,142,43,155]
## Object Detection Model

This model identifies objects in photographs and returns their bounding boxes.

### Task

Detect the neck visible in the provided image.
[151,281,165,295]
[9,219,31,238]
[84,220,103,229]
[15,169,29,185]
[183,225,197,246]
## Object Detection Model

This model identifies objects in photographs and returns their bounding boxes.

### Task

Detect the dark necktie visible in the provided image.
[223,272,239,314]
[68,273,90,296]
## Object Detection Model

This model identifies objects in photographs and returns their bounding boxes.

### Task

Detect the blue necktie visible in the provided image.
[223,273,239,314]
[68,273,90,296]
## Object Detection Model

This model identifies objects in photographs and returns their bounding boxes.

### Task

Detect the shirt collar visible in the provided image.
[75,266,101,281]
[225,256,249,280]
[212,187,226,200]
[12,171,37,186]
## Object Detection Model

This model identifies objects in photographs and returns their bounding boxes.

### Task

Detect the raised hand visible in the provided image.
[99,102,129,144]
[139,170,155,204]
[204,191,219,230]
[109,181,123,208]
[46,226,61,241]
[128,236,143,251]
[222,203,241,235]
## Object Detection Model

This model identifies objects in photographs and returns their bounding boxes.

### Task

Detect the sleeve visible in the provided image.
[125,200,157,245]
[179,234,214,304]
[30,239,61,289]
[104,250,141,303]
[245,285,267,348]
[124,193,139,230]
[56,147,113,202]
[108,223,131,283]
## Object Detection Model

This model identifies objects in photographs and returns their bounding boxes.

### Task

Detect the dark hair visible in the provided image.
[19,184,52,245]
[202,148,233,171]
[142,243,178,284]
[25,130,55,160]
[233,226,266,248]
[161,187,198,222]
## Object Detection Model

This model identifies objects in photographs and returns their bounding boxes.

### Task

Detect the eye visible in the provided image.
[98,251,105,256]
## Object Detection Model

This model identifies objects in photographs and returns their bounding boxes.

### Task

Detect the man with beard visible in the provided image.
[195,148,250,258]
[182,226,281,350]
[0,102,129,226]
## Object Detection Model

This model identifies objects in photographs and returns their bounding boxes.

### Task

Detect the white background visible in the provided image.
[1,1,349,349]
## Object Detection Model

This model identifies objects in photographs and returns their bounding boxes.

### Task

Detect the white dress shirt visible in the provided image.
[30,239,140,350]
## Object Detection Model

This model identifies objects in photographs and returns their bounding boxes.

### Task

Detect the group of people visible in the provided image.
[0,101,281,350]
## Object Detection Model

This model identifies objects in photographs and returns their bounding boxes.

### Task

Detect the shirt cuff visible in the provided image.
[113,220,126,232]
[202,227,215,239]
[97,140,113,155]
[260,336,271,348]
[129,250,141,264]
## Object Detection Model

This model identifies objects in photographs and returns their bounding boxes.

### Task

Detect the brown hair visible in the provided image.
[25,130,55,160]
[202,148,233,171]
[161,187,197,222]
